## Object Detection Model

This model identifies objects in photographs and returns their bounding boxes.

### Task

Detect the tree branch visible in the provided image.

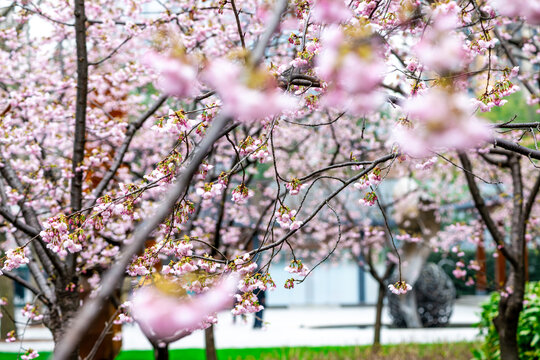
[2,271,50,306]
[71,0,89,213]
[508,155,525,266]
[250,153,396,255]
[0,205,40,237]
[54,114,232,360]
[458,152,517,267]
[493,137,540,160]
[86,95,168,209]
[524,171,540,223]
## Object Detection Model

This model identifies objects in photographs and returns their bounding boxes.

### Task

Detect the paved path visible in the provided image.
[0,296,487,353]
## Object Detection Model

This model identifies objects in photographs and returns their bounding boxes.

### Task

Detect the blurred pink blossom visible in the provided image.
[312,0,352,24]
[316,26,385,115]
[131,274,238,344]
[413,9,468,73]
[142,52,199,98]
[492,0,540,25]
[202,59,296,122]
[393,89,490,157]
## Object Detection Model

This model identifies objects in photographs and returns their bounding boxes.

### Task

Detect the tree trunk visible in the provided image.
[493,269,525,360]
[50,282,81,360]
[153,343,169,360]
[205,325,218,360]
[373,282,386,347]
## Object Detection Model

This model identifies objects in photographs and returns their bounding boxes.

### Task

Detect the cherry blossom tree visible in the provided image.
[0,0,538,360]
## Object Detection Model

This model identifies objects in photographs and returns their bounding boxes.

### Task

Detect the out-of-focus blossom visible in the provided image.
[393,89,490,157]
[315,26,385,115]
[5,330,16,342]
[452,268,467,279]
[21,304,43,322]
[492,0,540,25]
[413,7,469,73]
[142,51,198,98]
[202,59,297,122]
[312,0,352,24]
[131,274,238,344]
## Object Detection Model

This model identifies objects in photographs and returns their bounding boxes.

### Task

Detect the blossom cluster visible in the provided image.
[354,168,382,191]
[2,247,30,272]
[388,281,413,295]
[232,291,264,316]
[238,136,272,163]
[284,259,309,277]
[275,205,303,230]
[153,109,197,136]
[316,25,385,115]
[21,304,43,322]
[286,178,307,195]
[471,67,520,113]
[359,191,378,207]
[231,184,254,205]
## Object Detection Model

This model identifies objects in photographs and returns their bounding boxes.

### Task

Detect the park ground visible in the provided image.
[0,295,486,358]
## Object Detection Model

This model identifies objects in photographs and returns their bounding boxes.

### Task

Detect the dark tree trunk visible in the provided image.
[205,325,218,360]
[50,283,81,360]
[153,343,169,360]
[459,153,535,360]
[373,282,386,347]
[493,269,525,360]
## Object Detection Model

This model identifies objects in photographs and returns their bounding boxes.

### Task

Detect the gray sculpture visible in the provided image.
[388,178,456,328]
[388,262,456,327]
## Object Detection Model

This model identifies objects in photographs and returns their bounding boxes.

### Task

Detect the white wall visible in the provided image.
[267,260,362,306]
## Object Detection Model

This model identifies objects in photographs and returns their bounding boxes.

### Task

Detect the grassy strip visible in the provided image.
[0,342,478,360]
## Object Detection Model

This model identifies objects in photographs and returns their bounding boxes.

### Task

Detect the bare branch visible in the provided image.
[524,171,540,223]
[492,137,540,160]
[71,0,89,213]
[230,0,246,49]
[250,153,396,255]
[458,152,517,267]
[86,95,168,208]
[2,271,50,306]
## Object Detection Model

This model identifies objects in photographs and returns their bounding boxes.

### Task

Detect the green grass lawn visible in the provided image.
[0,342,478,359]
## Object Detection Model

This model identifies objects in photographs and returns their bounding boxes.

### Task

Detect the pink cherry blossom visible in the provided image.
[21,349,39,360]
[202,59,297,122]
[5,330,16,342]
[413,8,468,73]
[388,281,413,295]
[316,26,385,115]
[2,248,30,272]
[311,0,352,24]
[285,259,309,277]
[131,274,238,344]
[452,268,467,279]
[492,0,540,25]
[393,89,490,157]
[21,304,43,322]
[142,52,198,98]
